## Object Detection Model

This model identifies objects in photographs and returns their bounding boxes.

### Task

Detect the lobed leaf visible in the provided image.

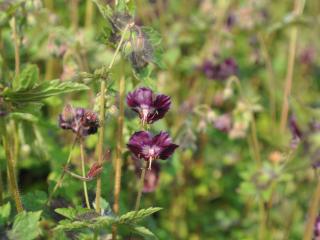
[119,207,162,223]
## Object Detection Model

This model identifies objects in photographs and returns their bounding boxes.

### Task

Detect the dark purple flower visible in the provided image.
[225,13,236,29]
[59,104,99,137]
[300,47,316,66]
[126,87,171,124]
[214,114,232,133]
[314,215,320,239]
[127,131,178,169]
[201,58,238,81]
[289,115,303,149]
[134,158,160,193]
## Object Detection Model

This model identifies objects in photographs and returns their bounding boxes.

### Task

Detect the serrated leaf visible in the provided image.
[54,208,78,220]
[4,80,89,103]
[7,211,42,240]
[13,64,39,91]
[128,224,158,240]
[119,207,162,223]
[22,191,47,211]
[0,202,11,227]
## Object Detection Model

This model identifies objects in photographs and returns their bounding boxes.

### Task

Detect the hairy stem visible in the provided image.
[280,0,306,132]
[47,136,78,204]
[95,24,130,213]
[85,0,94,29]
[80,139,91,209]
[2,136,23,212]
[134,161,147,212]
[303,178,320,240]
[12,16,20,76]
[112,76,125,239]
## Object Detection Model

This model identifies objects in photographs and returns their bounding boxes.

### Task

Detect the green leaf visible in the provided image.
[4,80,89,103]
[7,211,42,240]
[128,224,158,240]
[13,64,39,91]
[22,191,47,211]
[92,0,113,20]
[0,202,11,227]
[10,112,38,122]
[54,208,78,220]
[119,207,162,223]
[55,207,92,220]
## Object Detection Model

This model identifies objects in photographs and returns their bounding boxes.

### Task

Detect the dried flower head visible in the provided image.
[127,131,178,169]
[59,104,99,137]
[128,27,154,70]
[127,87,171,125]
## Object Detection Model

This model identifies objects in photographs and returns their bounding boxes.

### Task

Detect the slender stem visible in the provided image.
[80,139,91,209]
[0,166,3,205]
[95,24,130,213]
[258,198,266,240]
[303,178,320,240]
[113,76,125,214]
[2,136,23,212]
[112,76,125,239]
[134,161,147,212]
[85,0,94,29]
[12,16,20,76]
[250,117,261,167]
[280,0,306,132]
[95,80,106,214]
[47,137,78,204]
[70,0,79,31]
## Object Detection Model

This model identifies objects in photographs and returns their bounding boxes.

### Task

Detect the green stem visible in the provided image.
[0,166,3,205]
[80,139,91,209]
[112,76,125,240]
[47,136,78,205]
[85,0,94,29]
[303,178,320,240]
[134,161,147,212]
[280,0,306,132]
[12,16,20,76]
[95,24,130,213]
[2,136,23,212]
[258,198,266,240]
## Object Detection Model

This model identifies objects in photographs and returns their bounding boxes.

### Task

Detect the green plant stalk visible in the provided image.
[95,24,130,213]
[12,16,20,75]
[303,178,320,240]
[258,198,267,240]
[47,136,78,204]
[70,0,79,31]
[134,160,147,212]
[112,76,125,240]
[85,0,94,29]
[2,136,23,212]
[280,0,306,132]
[0,166,3,205]
[80,139,91,209]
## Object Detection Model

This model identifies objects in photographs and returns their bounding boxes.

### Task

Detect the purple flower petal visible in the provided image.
[126,87,171,124]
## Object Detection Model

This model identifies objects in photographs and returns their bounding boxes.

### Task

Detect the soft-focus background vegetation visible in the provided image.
[0,0,320,239]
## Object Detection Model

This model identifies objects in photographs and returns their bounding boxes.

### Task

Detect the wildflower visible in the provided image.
[127,131,178,169]
[58,104,99,137]
[314,215,320,240]
[126,87,171,125]
[201,58,238,81]
[214,114,232,133]
[289,115,302,149]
